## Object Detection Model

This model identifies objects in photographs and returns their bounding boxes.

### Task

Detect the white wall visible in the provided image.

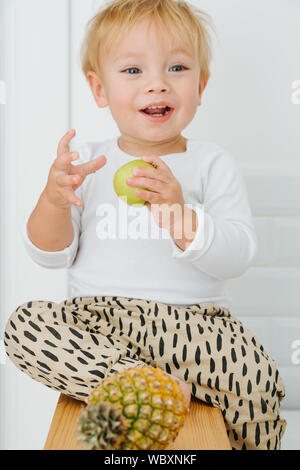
[0,0,71,450]
[0,0,299,450]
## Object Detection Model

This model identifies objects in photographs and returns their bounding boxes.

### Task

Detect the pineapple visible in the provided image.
[75,365,188,450]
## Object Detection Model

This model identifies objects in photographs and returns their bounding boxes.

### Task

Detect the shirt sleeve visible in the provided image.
[170,151,257,281]
[21,202,81,269]
[20,143,91,269]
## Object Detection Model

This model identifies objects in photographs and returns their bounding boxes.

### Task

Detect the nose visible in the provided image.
[144,76,170,94]
[146,85,168,93]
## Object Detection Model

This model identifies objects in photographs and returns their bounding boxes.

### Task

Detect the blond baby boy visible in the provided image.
[4,0,286,450]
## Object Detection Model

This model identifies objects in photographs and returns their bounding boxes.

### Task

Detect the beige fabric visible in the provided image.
[4,295,286,450]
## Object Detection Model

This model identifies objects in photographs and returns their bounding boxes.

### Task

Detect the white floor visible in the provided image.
[280,410,300,450]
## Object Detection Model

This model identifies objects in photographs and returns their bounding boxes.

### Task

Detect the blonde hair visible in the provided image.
[80,0,216,84]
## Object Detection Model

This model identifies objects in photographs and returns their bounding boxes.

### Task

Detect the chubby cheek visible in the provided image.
[108,79,136,119]
[183,78,199,104]
[180,83,200,120]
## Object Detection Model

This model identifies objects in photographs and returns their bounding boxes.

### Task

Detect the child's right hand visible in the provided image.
[44,129,107,208]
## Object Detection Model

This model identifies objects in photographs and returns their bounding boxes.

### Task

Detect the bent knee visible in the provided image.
[4,300,43,347]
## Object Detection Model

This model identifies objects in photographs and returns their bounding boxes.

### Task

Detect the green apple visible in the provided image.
[113,159,155,205]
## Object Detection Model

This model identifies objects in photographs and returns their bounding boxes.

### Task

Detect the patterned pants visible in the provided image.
[4,295,286,450]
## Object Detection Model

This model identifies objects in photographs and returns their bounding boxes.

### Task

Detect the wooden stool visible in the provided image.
[44,394,231,450]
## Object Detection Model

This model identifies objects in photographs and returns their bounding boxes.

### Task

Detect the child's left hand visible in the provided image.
[126,155,185,231]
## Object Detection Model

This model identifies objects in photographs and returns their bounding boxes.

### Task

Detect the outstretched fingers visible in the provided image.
[72,155,107,177]
[57,129,76,158]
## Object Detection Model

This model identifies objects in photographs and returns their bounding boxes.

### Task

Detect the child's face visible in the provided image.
[88,19,208,155]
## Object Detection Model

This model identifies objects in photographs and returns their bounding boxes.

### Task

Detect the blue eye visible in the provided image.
[170,65,186,72]
[123,65,187,74]
[124,67,140,74]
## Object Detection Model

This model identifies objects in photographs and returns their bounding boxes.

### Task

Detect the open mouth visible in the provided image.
[140,106,173,117]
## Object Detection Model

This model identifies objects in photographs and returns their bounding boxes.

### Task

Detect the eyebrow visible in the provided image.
[114,48,193,62]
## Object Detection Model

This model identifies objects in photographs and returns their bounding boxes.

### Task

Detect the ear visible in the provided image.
[198,74,210,106]
[86,71,109,108]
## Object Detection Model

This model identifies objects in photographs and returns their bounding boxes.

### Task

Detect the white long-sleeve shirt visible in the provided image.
[21,137,257,310]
